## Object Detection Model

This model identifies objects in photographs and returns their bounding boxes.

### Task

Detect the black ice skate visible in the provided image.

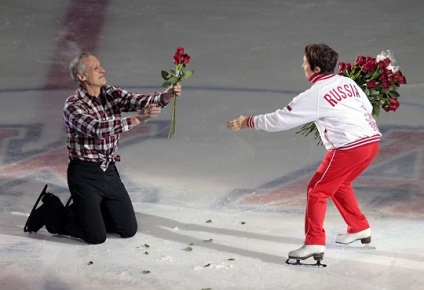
[23,184,63,233]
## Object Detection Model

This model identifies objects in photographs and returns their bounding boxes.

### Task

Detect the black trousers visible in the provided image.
[60,160,137,244]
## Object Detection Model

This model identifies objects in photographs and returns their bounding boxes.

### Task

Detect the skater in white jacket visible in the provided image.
[227,44,381,264]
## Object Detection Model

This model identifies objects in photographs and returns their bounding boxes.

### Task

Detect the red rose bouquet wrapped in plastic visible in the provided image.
[339,50,406,115]
[161,46,194,138]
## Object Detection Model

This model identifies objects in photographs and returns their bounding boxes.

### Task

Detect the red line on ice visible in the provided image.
[44,0,110,89]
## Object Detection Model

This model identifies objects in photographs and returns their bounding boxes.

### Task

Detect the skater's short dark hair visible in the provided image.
[304,44,338,74]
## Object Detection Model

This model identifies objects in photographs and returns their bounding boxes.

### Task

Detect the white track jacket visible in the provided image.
[247,73,381,150]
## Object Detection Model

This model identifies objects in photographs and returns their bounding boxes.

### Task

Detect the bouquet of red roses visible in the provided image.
[161,46,194,138]
[297,50,407,145]
[339,50,406,115]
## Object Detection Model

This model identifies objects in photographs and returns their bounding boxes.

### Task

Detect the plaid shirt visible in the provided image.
[63,85,166,169]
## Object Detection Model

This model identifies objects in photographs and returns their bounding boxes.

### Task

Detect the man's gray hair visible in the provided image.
[69,52,93,85]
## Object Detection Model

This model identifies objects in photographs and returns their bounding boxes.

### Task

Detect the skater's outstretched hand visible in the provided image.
[227,115,248,131]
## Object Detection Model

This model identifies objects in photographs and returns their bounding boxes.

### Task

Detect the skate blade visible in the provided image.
[285,258,327,267]
[334,243,376,250]
[286,253,326,267]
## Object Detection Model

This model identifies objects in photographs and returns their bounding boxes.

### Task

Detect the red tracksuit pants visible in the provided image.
[304,141,379,245]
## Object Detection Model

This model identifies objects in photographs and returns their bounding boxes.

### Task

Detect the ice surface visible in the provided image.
[1,0,424,289]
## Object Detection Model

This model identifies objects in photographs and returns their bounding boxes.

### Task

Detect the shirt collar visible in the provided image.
[78,86,106,100]
[308,73,335,83]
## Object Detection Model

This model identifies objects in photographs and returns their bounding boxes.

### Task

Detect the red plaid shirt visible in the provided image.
[63,85,166,168]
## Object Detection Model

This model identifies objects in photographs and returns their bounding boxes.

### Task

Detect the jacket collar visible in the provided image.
[308,73,335,83]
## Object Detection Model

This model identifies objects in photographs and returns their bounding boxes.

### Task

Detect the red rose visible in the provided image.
[339,62,352,73]
[355,56,366,66]
[390,98,399,111]
[382,80,391,88]
[395,71,407,84]
[383,58,391,67]
[394,71,403,77]
[397,75,407,84]
[378,58,391,69]
[362,59,377,72]
[173,46,191,65]
[173,46,185,64]
[181,53,190,64]
[338,62,347,72]
[380,67,389,75]
[366,80,377,88]
[383,98,399,112]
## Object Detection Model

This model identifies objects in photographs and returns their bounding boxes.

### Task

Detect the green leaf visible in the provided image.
[370,89,380,96]
[228,258,235,261]
[184,246,193,251]
[161,70,171,80]
[162,81,172,88]
[144,244,150,248]
[296,122,323,146]
[392,85,400,91]
[363,88,370,95]
[183,70,194,79]
[372,103,380,117]
[389,91,400,98]
[241,221,246,225]
[205,219,212,223]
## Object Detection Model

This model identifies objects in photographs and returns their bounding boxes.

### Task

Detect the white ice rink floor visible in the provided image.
[1,1,424,289]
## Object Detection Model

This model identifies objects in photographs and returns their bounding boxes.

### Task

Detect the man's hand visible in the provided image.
[227,115,248,131]
[138,104,161,121]
[162,83,182,103]
[133,104,161,125]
